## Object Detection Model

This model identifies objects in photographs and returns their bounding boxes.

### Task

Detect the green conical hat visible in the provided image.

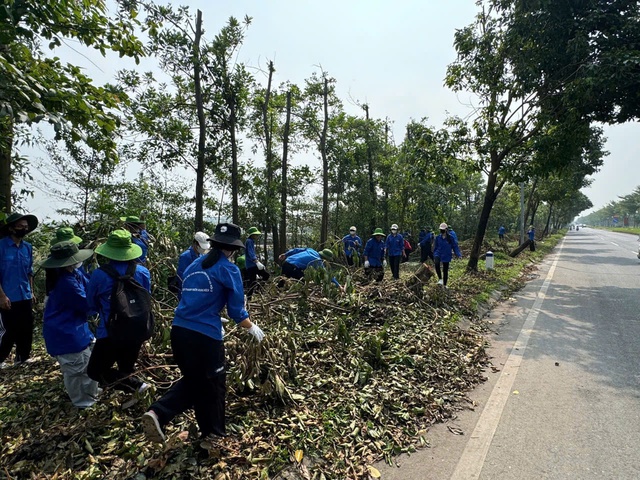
[246,226,262,236]
[41,241,93,269]
[372,228,385,236]
[319,249,334,260]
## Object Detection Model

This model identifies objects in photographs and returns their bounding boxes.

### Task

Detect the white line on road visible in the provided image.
[450,239,564,480]
[611,242,619,246]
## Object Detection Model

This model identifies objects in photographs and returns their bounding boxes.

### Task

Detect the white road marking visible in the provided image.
[450,238,564,480]
[611,242,619,246]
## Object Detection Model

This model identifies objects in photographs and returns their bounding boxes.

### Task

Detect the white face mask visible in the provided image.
[197,246,209,255]
[74,261,83,269]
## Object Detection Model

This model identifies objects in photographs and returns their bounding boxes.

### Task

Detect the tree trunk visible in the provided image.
[523,177,538,228]
[543,203,553,236]
[279,90,292,256]
[193,9,206,231]
[0,117,13,213]
[467,152,500,271]
[320,77,329,248]
[364,104,376,233]
[262,61,276,261]
[230,96,239,224]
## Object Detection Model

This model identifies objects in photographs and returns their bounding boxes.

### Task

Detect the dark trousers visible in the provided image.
[151,326,226,438]
[246,266,258,298]
[529,240,536,251]
[87,336,144,392]
[0,299,34,363]
[434,258,450,285]
[420,248,433,264]
[346,255,354,267]
[282,261,304,280]
[389,255,401,279]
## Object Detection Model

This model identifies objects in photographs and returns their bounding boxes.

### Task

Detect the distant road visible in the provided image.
[377,227,640,479]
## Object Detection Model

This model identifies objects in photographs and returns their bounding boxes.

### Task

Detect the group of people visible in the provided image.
[0,210,465,445]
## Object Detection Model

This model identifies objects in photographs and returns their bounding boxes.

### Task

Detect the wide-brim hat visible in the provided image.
[319,248,334,260]
[41,241,93,269]
[51,226,82,245]
[372,228,385,236]
[120,215,145,225]
[95,229,143,261]
[246,226,262,236]
[3,213,38,233]
[439,222,448,230]
[208,223,244,250]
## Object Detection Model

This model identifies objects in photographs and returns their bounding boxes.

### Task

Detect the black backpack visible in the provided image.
[100,263,154,342]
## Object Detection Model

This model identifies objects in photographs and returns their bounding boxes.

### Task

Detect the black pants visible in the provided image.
[420,248,433,264]
[389,255,401,279]
[246,266,258,298]
[282,261,304,280]
[365,266,384,282]
[0,299,34,363]
[87,336,144,392]
[151,326,226,438]
[346,255,354,267]
[529,240,536,251]
[401,249,412,263]
[434,257,450,285]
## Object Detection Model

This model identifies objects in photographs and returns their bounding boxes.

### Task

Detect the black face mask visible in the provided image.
[12,229,28,238]
[440,230,446,234]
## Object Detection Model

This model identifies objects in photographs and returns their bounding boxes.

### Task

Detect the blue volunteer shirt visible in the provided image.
[419,232,434,251]
[176,246,200,299]
[363,237,385,267]
[0,236,33,302]
[172,254,249,341]
[433,234,462,262]
[283,248,323,270]
[342,234,362,257]
[245,237,258,268]
[133,234,149,264]
[43,269,95,356]
[86,261,151,339]
[385,233,405,257]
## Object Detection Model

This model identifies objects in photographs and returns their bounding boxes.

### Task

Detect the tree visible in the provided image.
[0,0,144,212]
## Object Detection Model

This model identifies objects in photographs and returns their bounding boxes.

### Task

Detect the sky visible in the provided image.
[21,0,640,220]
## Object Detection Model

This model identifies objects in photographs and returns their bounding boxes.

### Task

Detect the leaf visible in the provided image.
[294,449,304,463]
[367,465,381,478]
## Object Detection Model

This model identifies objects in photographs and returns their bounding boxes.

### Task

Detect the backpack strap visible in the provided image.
[100,263,120,279]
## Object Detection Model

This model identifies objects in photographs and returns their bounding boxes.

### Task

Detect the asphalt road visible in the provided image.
[376,228,640,479]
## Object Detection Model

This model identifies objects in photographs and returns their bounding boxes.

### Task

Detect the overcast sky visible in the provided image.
[23,0,638,219]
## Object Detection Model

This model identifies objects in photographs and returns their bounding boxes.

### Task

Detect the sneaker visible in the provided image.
[437,279,443,285]
[142,410,166,443]
[122,383,151,409]
[0,362,10,370]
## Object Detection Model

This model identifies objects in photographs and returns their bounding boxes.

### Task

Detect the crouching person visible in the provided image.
[41,241,100,408]
[87,230,153,404]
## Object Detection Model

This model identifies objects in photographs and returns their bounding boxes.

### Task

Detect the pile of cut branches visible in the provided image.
[1,270,489,479]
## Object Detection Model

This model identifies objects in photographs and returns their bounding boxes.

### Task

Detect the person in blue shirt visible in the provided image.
[121,215,153,265]
[385,223,405,280]
[41,241,100,408]
[498,225,506,241]
[419,227,434,263]
[174,231,210,299]
[278,247,335,280]
[363,228,386,282]
[433,222,462,287]
[528,225,536,251]
[141,223,265,443]
[244,226,266,298]
[342,226,362,267]
[447,225,459,243]
[86,229,151,398]
[0,212,38,367]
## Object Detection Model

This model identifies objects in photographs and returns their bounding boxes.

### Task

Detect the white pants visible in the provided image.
[56,346,100,408]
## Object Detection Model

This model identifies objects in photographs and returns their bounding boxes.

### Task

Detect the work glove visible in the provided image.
[383,260,387,268]
[364,260,370,268]
[247,324,265,343]
[256,261,265,271]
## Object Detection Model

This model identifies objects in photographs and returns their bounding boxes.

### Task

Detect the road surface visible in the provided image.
[376,227,640,479]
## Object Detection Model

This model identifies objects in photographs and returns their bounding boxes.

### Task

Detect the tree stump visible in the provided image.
[405,262,435,295]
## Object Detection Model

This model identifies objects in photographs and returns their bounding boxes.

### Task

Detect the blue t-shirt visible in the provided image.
[176,246,200,299]
[385,233,405,257]
[43,269,95,356]
[499,226,506,236]
[132,235,148,264]
[419,232,434,251]
[433,234,462,263]
[172,255,249,340]
[364,237,385,267]
[342,234,362,257]
[0,236,33,302]
[528,229,535,241]
[283,248,323,270]
[86,261,151,339]
[245,237,258,268]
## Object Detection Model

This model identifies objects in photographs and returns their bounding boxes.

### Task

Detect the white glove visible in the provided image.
[364,260,370,268]
[383,260,387,267]
[256,261,265,270]
[247,324,265,342]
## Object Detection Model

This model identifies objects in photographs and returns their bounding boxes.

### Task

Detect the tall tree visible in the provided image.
[0,0,144,212]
